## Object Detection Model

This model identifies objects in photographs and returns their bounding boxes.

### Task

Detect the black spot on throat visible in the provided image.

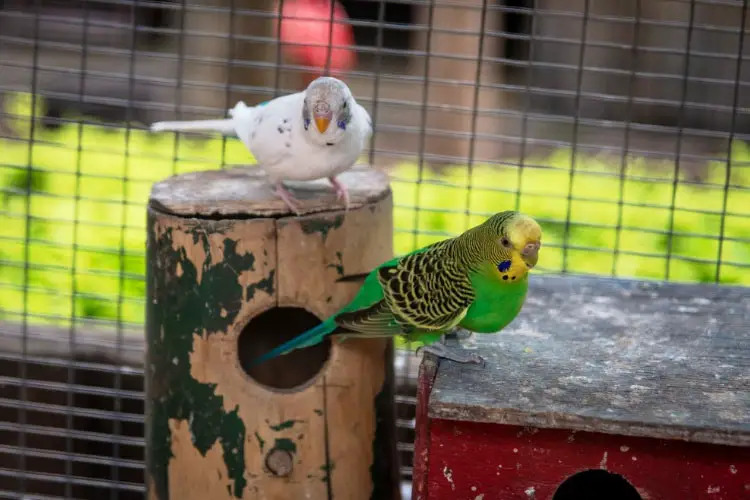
[326,142,334,146]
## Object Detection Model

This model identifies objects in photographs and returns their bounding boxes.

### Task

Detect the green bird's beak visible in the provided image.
[522,242,540,268]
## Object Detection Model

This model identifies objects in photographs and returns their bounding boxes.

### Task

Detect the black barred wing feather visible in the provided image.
[333,301,406,337]
[333,249,475,337]
[376,250,475,331]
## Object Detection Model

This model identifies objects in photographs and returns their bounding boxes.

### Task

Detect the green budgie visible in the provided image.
[251,210,542,366]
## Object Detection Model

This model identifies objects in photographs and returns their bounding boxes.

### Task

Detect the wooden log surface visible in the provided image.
[149,164,390,217]
[146,164,401,499]
[427,275,750,447]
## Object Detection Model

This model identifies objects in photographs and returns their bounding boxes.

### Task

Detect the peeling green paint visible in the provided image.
[320,462,335,482]
[247,269,275,300]
[326,251,345,276]
[147,219,275,500]
[269,419,301,431]
[254,431,265,452]
[299,214,344,242]
[273,438,297,454]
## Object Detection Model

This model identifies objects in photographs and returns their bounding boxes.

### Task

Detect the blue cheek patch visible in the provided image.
[304,118,311,130]
[337,119,347,131]
[497,260,512,273]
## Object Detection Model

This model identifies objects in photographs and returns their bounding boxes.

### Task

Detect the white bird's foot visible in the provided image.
[416,342,485,365]
[275,182,301,215]
[329,176,350,211]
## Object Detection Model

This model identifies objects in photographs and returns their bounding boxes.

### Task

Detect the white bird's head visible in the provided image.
[302,77,355,140]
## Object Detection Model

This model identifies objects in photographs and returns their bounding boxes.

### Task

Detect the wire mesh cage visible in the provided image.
[0,0,749,497]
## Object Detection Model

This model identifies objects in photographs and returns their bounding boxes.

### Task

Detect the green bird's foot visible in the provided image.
[417,342,485,365]
[451,328,475,341]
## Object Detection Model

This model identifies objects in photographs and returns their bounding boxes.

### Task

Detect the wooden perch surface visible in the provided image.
[428,275,750,447]
[149,164,391,217]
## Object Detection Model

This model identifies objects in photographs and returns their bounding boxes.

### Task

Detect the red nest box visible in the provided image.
[413,275,750,500]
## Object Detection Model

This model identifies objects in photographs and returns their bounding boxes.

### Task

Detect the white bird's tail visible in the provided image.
[150,118,236,134]
[228,101,252,119]
[150,101,255,136]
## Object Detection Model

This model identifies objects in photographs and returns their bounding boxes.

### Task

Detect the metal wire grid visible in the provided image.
[0,0,749,498]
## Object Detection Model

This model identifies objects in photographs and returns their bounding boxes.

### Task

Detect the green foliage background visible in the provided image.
[1,93,749,329]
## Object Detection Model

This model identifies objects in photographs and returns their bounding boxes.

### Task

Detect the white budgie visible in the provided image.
[150,77,372,213]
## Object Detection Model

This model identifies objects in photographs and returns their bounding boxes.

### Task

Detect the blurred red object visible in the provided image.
[278,0,356,85]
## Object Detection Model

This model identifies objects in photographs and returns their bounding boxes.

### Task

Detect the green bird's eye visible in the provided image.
[501,237,511,248]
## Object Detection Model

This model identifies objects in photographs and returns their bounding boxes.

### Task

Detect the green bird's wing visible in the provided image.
[334,248,475,337]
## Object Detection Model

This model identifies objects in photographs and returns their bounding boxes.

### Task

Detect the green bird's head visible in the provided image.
[481,211,542,279]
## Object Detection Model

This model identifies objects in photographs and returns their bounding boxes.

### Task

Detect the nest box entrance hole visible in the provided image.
[238,307,332,391]
[553,469,643,500]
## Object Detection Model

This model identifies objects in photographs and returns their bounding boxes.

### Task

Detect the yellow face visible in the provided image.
[494,215,542,282]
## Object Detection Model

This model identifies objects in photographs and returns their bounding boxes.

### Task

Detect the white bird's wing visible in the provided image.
[227,101,258,152]
[354,102,373,141]
[243,92,306,171]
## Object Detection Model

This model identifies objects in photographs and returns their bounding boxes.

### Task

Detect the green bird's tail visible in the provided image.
[249,318,339,367]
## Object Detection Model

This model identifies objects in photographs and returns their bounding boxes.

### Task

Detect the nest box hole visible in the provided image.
[553,469,643,500]
[237,307,331,391]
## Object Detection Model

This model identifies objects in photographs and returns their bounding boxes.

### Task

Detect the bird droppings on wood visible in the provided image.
[600,451,609,469]
[442,466,455,490]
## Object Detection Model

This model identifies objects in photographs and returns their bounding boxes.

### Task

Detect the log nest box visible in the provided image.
[413,275,750,500]
[145,165,401,500]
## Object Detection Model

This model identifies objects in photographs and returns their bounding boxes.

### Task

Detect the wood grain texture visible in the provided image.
[275,198,401,499]
[412,356,439,500]
[428,275,750,447]
[146,170,400,500]
[424,419,750,500]
[149,164,391,217]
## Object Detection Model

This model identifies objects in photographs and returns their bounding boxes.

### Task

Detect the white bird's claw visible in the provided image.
[329,176,350,211]
[275,182,301,215]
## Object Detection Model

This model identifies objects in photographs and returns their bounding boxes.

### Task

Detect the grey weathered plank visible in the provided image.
[428,275,750,447]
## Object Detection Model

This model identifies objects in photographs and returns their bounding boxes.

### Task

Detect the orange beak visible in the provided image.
[314,115,331,133]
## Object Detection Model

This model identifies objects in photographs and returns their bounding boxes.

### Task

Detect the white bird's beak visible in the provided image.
[314,113,332,133]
